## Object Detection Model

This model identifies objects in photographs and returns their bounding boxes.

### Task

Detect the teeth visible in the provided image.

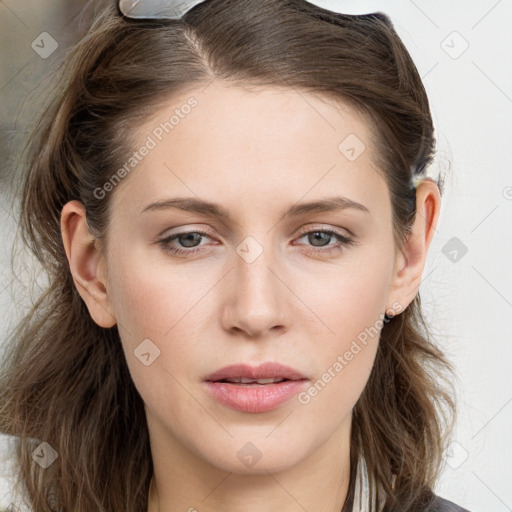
[224,377,286,384]
[255,378,284,384]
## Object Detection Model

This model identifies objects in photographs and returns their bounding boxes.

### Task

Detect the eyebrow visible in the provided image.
[141,195,370,219]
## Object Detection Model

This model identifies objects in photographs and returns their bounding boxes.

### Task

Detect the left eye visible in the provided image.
[297,230,346,247]
[158,228,354,256]
[294,229,354,255]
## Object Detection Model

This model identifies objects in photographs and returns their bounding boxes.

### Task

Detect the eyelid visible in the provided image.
[296,223,354,238]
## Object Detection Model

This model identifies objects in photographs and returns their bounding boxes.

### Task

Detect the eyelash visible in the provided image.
[158,228,354,257]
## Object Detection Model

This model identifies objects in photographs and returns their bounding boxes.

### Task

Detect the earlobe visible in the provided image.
[60,200,117,328]
[385,179,441,314]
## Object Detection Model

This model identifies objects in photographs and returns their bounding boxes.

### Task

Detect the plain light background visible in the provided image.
[1,1,511,511]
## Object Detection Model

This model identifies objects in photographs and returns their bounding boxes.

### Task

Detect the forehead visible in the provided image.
[111,80,390,221]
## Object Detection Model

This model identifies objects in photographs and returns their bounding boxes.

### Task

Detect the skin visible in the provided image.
[61,80,441,512]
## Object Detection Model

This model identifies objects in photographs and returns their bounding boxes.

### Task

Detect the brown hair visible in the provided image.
[0,1,456,511]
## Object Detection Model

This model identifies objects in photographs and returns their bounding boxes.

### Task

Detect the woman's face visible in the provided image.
[99,81,405,474]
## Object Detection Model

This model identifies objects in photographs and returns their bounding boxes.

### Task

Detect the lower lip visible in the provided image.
[204,380,309,413]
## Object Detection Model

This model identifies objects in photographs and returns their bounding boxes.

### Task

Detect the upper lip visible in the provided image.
[204,362,309,382]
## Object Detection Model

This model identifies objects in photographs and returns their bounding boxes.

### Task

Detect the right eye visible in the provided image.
[158,230,213,256]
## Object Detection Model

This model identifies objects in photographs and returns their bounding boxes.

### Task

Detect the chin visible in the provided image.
[199,439,306,475]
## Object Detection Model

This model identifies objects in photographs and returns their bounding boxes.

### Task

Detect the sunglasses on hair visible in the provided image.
[118,0,380,19]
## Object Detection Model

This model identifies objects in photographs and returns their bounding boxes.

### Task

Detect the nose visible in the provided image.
[220,236,290,339]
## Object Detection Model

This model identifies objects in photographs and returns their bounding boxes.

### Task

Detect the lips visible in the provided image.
[203,362,309,413]
[204,362,308,383]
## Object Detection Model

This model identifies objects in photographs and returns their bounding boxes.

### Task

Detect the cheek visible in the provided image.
[106,249,217,387]
[106,253,202,413]
[107,248,208,342]
[292,251,391,340]
[292,255,392,407]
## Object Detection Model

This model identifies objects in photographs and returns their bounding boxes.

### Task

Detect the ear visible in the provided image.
[385,179,441,316]
[60,200,116,328]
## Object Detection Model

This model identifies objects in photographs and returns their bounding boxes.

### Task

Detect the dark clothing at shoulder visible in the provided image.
[428,494,471,512]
